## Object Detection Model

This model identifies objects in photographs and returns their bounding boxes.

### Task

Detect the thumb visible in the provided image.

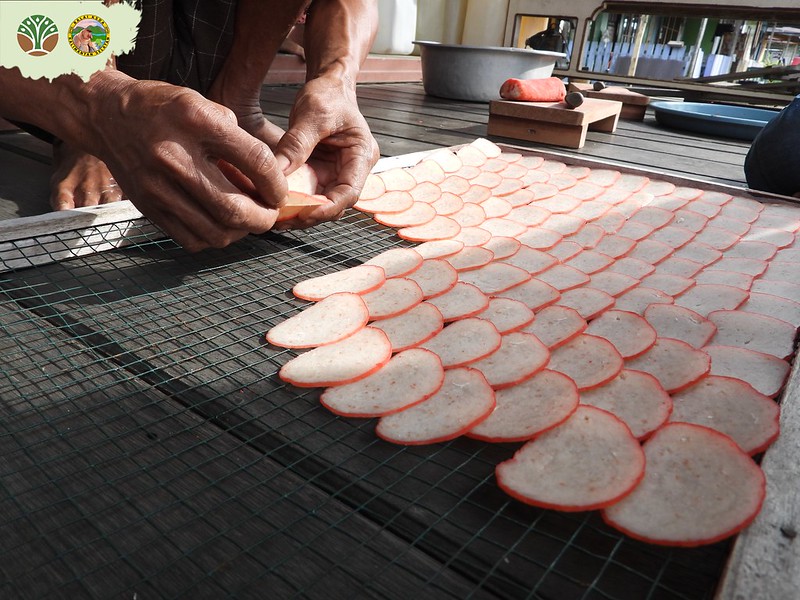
[274,125,318,175]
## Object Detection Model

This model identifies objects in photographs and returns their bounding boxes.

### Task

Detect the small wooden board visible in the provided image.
[488,97,622,149]
[568,83,650,121]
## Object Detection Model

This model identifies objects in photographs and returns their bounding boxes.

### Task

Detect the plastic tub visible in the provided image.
[414,41,565,102]
[650,101,780,141]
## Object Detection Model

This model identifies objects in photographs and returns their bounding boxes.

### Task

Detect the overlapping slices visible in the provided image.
[267,137,800,547]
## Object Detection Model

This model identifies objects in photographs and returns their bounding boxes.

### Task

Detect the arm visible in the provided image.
[0,66,288,251]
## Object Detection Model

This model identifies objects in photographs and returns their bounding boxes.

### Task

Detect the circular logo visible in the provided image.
[17,15,58,56]
[68,15,109,57]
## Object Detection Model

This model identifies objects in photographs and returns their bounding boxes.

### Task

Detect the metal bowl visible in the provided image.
[414,40,565,103]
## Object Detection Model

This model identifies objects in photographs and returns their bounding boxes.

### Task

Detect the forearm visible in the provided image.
[303,0,378,87]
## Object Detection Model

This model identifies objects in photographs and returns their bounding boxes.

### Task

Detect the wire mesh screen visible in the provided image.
[0,210,730,599]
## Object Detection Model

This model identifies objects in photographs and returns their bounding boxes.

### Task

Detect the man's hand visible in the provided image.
[273,75,379,229]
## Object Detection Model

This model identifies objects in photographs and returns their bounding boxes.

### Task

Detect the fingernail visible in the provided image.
[276,155,290,173]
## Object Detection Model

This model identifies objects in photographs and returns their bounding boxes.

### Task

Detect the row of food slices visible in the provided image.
[266,138,800,548]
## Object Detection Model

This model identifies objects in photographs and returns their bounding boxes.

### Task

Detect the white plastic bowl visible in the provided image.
[414,40,565,102]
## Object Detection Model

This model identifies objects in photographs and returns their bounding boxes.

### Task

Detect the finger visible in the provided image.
[274,124,320,174]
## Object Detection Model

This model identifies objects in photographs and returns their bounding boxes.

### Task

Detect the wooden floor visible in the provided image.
[0,83,788,600]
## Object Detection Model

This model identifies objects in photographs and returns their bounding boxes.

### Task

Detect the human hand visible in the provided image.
[88,75,288,251]
[272,75,379,229]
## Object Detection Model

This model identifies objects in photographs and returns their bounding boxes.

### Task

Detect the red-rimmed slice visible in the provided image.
[482,157,508,173]
[499,151,523,163]
[760,260,799,283]
[518,155,545,169]
[671,185,704,201]
[371,302,444,351]
[320,348,445,418]
[498,162,528,179]
[480,196,513,219]
[353,190,414,214]
[670,375,780,455]
[408,181,443,203]
[615,173,649,193]
[613,287,673,315]
[585,310,657,359]
[468,370,578,442]
[471,171,503,189]
[565,223,606,249]
[266,292,369,349]
[773,247,800,262]
[292,264,385,301]
[594,234,637,259]
[674,283,749,317]
[595,188,633,206]
[521,170,551,187]
[565,250,615,274]
[580,369,672,440]
[279,326,393,388]
[641,180,676,196]
[450,203,487,227]
[694,269,754,291]
[276,191,328,222]
[648,225,696,249]
[565,165,590,179]
[375,367,495,445]
[378,167,418,191]
[469,331,550,389]
[373,202,437,228]
[442,245,494,271]
[503,188,537,208]
[501,245,558,275]
[453,226,493,247]
[439,175,471,195]
[430,191,464,215]
[506,204,552,227]
[397,215,462,242]
[527,182,560,201]
[470,137,503,158]
[643,303,717,348]
[361,277,424,320]
[517,227,564,250]
[751,279,800,303]
[521,305,586,348]
[693,226,744,251]
[541,214,587,236]
[547,334,624,390]
[640,272,695,296]
[616,220,656,241]
[656,256,704,278]
[629,206,675,229]
[496,405,645,511]
[704,345,790,398]
[539,159,567,174]
[455,165,482,180]
[739,291,800,327]
[493,178,526,197]
[461,185,493,204]
[480,217,528,239]
[686,200,723,218]
[534,264,591,291]
[587,271,640,297]
[413,239,464,259]
[724,240,778,261]
[708,310,796,359]
[585,168,621,187]
[359,173,386,201]
[546,172,578,191]
[419,317,502,368]
[476,297,535,333]
[566,181,605,201]
[556,287,616,320]
[755,204,800,232]
[547,240,583,262]
[720,196,763,222]
[460,262,532,295]
[426,281,490,321]
[626,239,675,265]
[708,214,751,236]
[673,241,723,266]
[673,208,709,233]
[364,247,423,278]
[408,159,446,184]
[534,193,582,214]
[602,422,765,547]
[425,148,463,173]
[608,256,656,279]
[626,338,710,393]
[483,236,521,260]
[593,210,628,234]
[405,258,459,299]
[495,278,561,311]
[698,190,733,205]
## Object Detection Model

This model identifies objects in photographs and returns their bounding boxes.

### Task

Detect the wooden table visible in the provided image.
[0,83,795,600]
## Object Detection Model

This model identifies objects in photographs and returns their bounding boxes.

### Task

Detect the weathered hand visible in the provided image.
[272,75,379,229]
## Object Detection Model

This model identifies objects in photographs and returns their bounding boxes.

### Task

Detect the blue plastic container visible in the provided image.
[650,101,780,141]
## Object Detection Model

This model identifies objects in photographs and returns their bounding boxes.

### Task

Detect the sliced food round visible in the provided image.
[442,245,494,271]
[496,405,645,511]
[378,167,418,192]
[521,305,587,349]
[626,338,710,393]
[495,278,561,311]
[483,236,521,260]
[459,262,531,295]
[643,303,717,348]
[468,331,550,389]
[515,227,563,250]
[476,297,535,333]
[405,258,459,299]
[375,202,437,228]
[613,287,674,316]
[674,283,749,317]
[370,302,444,351]
[364,247,423,278]
[292,264,386,301]
[279,327,393,388]
[397,215,461,242]
[408,159,446,184]
[468,370,578,442]
[501,245,558,275]
[587,271,639,297]
[555,287,615,320]
[585,310,657,359]
[534,264,591,292]
[739,291,800,327]
[419,317,502,368]
[426,148,463,173]
[413,239,464,260]
[708,309,796,359]
[375,367,495,445]
[670,375,780,455]
[320,348,444,417]
[547,334,624,390]
[359,173,385,201]
[602,422,766,547]
[426,282,490,322]
[580,369,672,439]
[266,292,369,348]
[705,345,790,398]
[353,190,414,214]
[361,277,424,320]
[409,181,442,203]
[439,176,470,196]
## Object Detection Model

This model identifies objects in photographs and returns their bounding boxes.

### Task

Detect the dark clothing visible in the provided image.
[744,95,800,197]
[525,27,567,54]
